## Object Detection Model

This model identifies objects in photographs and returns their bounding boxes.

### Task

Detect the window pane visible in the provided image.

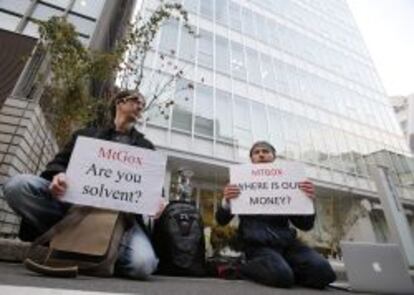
[73,0,105,19]
[42,0,71,9]
[67,13,95,37]
[32,3,64,21]
[246,47,261,85]
[159,20,178,54]
[200,0,213,20]
[229,1,241,31]
[172,79,193,132]
[254,12,268,43]
[268,107,287,154]
[0,11,21,31]
[143,72,170,127]
[22,21,39,38]
[215,35,230,73]
[231,42,246,80]
[183,0,198,14]
[251,102,268,141]
[260,53,274,89]
[0,0,31,15]
[215,89,233,141]
[234,95,252,147]
[195,84,213,137]
[215,0,227,26]
[179,26,196,62]
[198,29,213,68]
[241,7,255,37]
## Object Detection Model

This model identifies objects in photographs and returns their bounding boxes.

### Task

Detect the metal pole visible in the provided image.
[369,164,414,268]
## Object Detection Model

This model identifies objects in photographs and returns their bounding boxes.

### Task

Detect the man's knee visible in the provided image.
[313,259,336,288]
[3,174,38,208]
[125,251,159,280]
[242,255,294,288]
[302,257,336,289]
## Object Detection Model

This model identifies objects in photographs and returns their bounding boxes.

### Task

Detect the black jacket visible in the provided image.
[216,205,315,249]
[40,126,155,181]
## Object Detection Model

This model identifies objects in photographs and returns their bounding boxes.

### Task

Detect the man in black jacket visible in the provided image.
[216,141,336,289]
[4,90,160,279]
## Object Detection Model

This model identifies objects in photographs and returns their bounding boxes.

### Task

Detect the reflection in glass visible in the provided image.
[172,79,194,132]
[241,7,255,37]
[229,1,241,31]
[195,84,214,137]
[215,0,228,25]
[183,0,199,14]
[215,35,230,74]
[42,0,71,9]
[0,0,31,15]
[32,4,64,21]
[246,48,261,86]
[0,12,21,31]
[159,20,178,54]
[67,13,95,37]
[179,25,196,62]
[198,29,213,68]
[268,107,287,156]
[251,102,268,142]
[260,53,275,90]
[72,0,105,19]
[200,0,213,19]
[143,72,170,127]
[234,95,252,147]
[231,42,246,80]
[22,21,39,38]
[215,89,233,141]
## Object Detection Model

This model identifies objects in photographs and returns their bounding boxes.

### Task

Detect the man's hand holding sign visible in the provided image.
[61,137,166,215]
[226,162,314,215]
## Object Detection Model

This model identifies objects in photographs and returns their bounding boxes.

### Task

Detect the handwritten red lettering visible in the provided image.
[251,168,283,177]
[98,147,142,167]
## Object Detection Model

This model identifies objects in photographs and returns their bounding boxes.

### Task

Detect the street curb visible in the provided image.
[0,238,349,281]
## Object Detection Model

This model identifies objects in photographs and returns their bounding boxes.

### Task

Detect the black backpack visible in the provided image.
[153,200,206,276]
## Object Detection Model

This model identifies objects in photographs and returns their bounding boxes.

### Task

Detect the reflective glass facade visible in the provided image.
[0,0,105,43]
[132,0,413,200]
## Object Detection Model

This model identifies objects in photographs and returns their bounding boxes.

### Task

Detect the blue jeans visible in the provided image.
[241,241,336,289]
[3,174,158,280]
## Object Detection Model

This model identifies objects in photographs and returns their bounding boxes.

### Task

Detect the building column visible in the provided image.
[0,97,58,237]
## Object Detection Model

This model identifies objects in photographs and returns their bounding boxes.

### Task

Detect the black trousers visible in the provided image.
[241,240,336,289]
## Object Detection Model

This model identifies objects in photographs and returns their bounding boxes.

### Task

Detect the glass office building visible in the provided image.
[0,0,106,43]
[129,0,414,249]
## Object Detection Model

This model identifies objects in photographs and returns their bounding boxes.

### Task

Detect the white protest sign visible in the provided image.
[63,136,166,215]
[230,160,314,215]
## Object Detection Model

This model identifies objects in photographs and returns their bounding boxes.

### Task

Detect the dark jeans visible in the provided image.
[241,240,336,289]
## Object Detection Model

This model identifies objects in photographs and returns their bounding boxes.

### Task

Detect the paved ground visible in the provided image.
[0,262,363,295]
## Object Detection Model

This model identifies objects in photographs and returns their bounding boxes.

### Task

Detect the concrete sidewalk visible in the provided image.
[0,262,356,295]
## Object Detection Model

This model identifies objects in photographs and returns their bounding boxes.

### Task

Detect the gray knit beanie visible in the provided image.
[249,141,276,158]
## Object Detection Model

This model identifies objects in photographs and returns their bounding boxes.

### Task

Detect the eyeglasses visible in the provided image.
[121,95,146,107]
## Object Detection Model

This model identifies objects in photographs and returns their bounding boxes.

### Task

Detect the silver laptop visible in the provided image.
[340,241,414,294]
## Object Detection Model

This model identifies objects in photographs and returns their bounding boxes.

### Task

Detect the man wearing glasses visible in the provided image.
[216,141,336,289]
[4,90,159,279]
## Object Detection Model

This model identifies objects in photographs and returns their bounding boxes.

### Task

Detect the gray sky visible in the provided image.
[347,0,414,96]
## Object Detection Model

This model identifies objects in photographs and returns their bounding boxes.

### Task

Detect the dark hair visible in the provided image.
[249,141,276,158]
[110,89,145,119]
